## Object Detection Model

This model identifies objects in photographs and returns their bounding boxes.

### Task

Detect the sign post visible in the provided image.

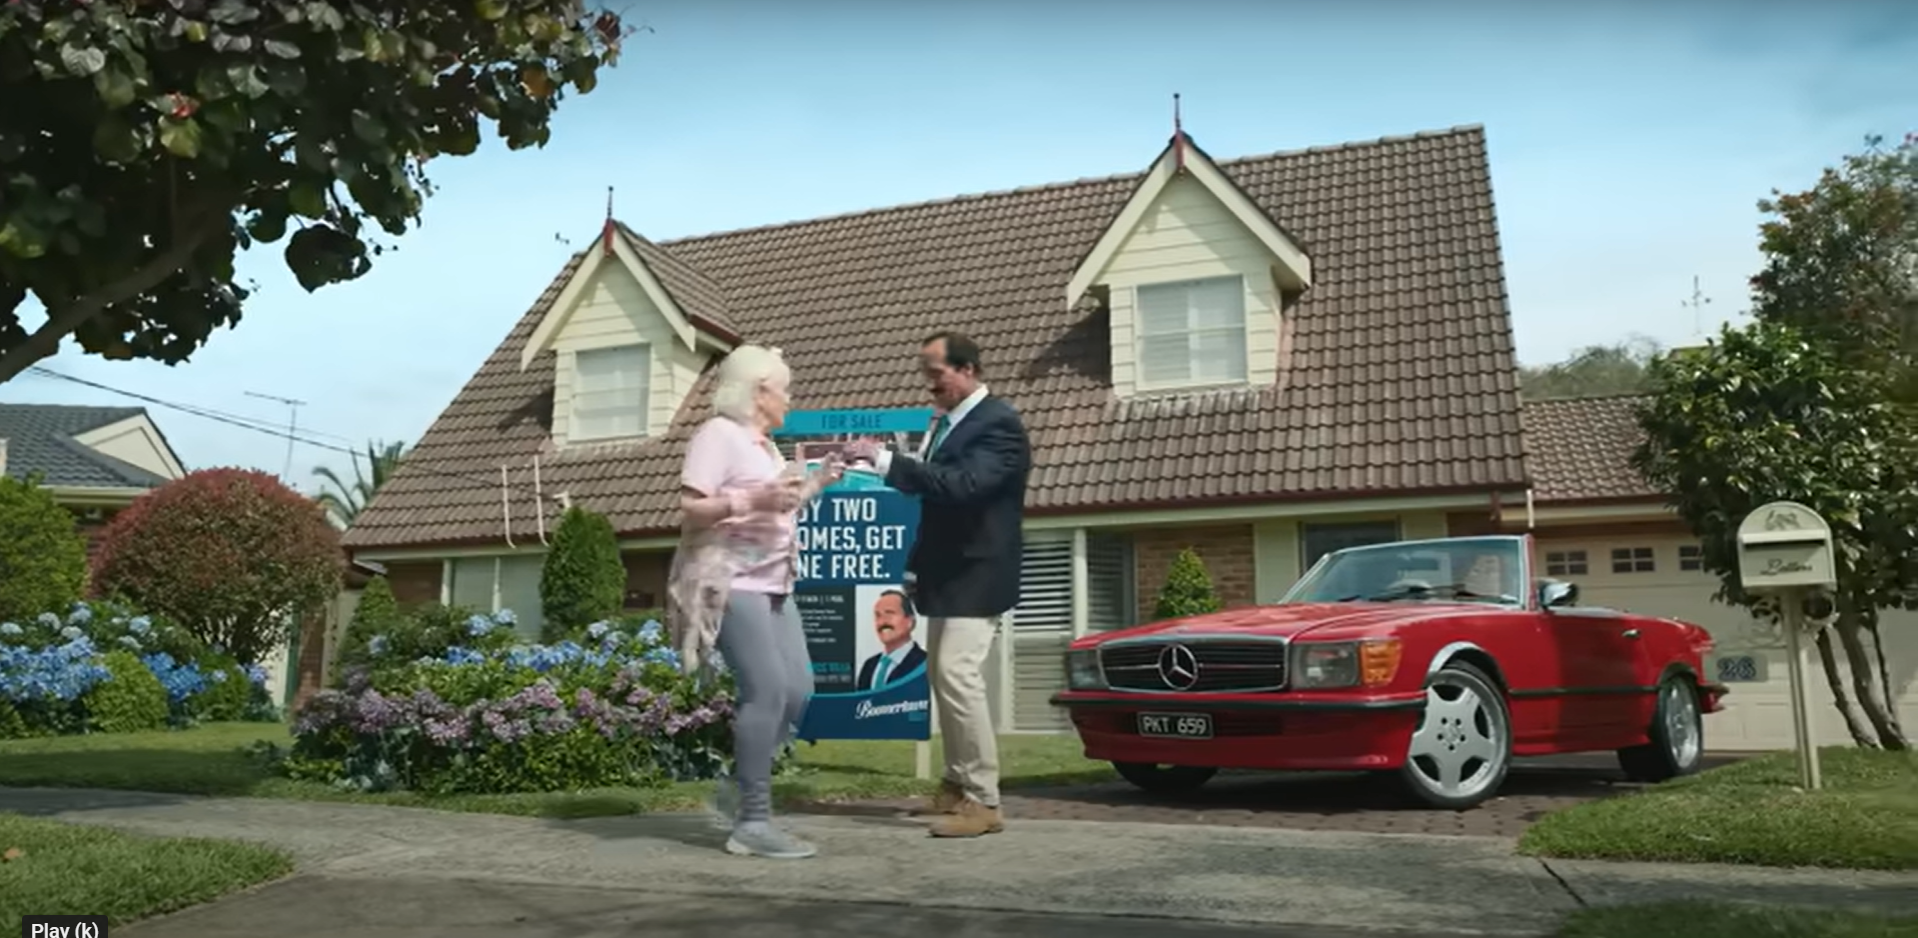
[773,409,936,773]
[1735,500,1837,790]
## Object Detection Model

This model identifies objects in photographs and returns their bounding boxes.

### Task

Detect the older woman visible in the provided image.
[669,345,838,860]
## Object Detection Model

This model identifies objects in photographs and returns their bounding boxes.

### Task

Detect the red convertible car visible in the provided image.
[1052,535,1728,809]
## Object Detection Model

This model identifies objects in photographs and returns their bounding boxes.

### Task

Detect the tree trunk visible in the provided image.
[1815,626,1881,747]
[1835,611,1909,750]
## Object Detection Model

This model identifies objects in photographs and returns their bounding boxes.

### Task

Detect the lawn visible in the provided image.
[1520,747,1918,869]
[1559,902,1918,938]
[0,813,293,934]
[0,722,1113,819]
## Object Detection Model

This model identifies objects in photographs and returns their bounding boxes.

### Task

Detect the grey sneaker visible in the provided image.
[725,821,817,859]
[705,778,739,831]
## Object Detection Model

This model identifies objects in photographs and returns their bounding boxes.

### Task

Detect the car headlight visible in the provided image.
[1065,649,1105,690]
[1291,640,1402,689]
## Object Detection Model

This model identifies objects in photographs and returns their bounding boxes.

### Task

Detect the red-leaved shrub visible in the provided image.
[92,468,343,666]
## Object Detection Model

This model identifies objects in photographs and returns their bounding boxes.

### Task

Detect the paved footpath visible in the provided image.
[5,787,1916,937]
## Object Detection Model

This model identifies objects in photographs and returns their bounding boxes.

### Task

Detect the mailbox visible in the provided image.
[1735,500,1836,594]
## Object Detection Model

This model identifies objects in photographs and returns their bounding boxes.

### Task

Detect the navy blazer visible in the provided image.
[884,395,1032,619]
[856,643,928,691]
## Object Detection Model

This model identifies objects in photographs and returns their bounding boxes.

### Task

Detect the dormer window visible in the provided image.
[572,343,650,441]
[1137,275,1248,388]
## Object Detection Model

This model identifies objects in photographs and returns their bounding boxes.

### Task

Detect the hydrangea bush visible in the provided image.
[0,600,277,737]
[281,611,749,794]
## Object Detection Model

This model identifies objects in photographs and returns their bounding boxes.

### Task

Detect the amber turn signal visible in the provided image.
[1359,639,1402,687]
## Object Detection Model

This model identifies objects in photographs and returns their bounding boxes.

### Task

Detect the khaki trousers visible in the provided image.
[927,615,1000,807]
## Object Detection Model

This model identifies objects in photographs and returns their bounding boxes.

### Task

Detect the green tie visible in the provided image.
[874,656,894,689]
[925,414,952,456]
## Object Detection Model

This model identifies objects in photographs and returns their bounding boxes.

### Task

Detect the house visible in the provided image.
[344,123,1532,732]
[0,403,187,555]
[1516,395,1918,751]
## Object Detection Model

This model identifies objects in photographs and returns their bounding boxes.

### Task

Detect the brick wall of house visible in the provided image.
[622,550,670,612]
[1131,524,1256,621]
[382,561,442,606]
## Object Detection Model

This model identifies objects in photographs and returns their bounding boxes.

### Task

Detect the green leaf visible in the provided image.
[349,110,385,145]
[0,220,48,260]
[475,0,509,21]
[303,1,346,32]
[210,31,253,54]
[283,223,367,292]
[264,39,302,60]
[92,114,143,164]
[247,207,290,244]
[209,0,264,24]
[157,117,204,158]
[58,43,108,77]
[93,66,139,109]
[226,63,271,99]
[288,182,327,219]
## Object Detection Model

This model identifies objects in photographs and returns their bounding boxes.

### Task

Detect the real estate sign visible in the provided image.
[776,408,933,741]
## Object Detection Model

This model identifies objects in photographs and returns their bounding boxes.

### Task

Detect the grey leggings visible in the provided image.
[716,590,813,823]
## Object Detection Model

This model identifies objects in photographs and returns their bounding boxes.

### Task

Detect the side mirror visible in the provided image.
[1539,580,1579,609]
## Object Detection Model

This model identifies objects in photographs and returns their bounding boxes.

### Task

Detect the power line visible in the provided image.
[243,389,306,482]
[22,366,356,443]
[23,366,569,508]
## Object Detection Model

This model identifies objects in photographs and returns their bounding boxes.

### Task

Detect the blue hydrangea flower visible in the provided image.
[466,615,493,637]
[128,616,152,636]
[0,623,20,637]
[36,612,59,628]
[210,668,228,683]
[586,621,610,639]
[494,609,517,626]
[59,625,83,641]
[117,635,141,649]
[244,664,269,687]
[67,602,93,625]
[638,619,664,644]
[368,635,388,656]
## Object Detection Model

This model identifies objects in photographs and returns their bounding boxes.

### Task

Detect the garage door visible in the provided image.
[1534,534,1918,751]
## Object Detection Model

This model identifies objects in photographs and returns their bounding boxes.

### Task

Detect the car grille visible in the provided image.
[1099,641,1288,692]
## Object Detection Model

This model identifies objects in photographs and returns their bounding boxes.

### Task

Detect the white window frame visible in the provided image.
[571,343,650,442]
[1134,274,1249,390]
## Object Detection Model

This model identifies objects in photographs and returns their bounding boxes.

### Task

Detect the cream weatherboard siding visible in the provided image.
[1532,532,1918,751]
[1098,174,1285,397]
[548,258,694,447]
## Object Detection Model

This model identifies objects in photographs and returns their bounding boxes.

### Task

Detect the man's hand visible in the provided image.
[844,437,885,466]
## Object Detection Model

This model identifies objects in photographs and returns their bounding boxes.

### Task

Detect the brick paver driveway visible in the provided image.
[801,754,1744,839]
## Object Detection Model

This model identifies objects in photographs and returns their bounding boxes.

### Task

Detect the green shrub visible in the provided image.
[0,475,88,626]
[334,601,515,679]
[189,653,255,722]
[83,650,170,733]
[539,506,625,642]
[1154,547,1222,620]
[333,575,403,679]
[91,468,343,666]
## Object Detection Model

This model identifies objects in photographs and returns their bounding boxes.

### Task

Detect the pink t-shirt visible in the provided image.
[680,416,797,595]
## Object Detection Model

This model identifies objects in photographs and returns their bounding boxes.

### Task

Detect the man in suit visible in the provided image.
[856,589,927,691]
[845,331,1030,839]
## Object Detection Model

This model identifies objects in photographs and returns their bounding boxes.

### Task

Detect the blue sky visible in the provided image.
[7,0,1914,490]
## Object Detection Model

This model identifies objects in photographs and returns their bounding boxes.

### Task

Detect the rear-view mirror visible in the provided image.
[1539,580,1579,609]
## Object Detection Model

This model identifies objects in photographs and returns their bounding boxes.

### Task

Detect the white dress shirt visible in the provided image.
[875,385,989,475]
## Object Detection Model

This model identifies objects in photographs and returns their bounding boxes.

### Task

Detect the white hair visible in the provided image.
[712,345,789,422]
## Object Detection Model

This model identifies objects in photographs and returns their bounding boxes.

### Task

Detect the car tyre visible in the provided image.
[1399,661,1512,810]
[1113,762,1218,795]
[1617,676,1704,783]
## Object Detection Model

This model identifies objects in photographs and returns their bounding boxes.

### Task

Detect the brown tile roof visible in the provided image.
[622,226,742,343]
[343,125,1529,550]
[1521,395,1659,502]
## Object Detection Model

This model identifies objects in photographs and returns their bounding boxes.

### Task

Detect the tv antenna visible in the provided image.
[244,390,307,482]
[1681,275,1714,338]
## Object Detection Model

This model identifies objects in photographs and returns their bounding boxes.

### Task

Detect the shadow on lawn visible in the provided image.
[0,747,271,797]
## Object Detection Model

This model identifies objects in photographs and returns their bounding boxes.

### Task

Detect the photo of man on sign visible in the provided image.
[856,587,926,691]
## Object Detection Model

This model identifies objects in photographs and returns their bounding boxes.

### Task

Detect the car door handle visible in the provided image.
[1622,629,1640,639]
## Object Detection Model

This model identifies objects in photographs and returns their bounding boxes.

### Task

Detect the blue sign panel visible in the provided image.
[777,407,936,437]
[781,411,932,742]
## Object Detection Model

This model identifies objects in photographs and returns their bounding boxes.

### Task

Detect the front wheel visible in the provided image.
[1617,677,1704,783]
[1399,661,1512,810]
[1113,762,1218,795]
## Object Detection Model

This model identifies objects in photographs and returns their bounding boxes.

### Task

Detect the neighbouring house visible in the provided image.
[1517,395,1918,751]
[0,403,187,557]
[344,124,1532,733]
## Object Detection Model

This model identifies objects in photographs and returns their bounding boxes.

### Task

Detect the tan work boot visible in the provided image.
[912,780,966,817]
[929,798,1004,838]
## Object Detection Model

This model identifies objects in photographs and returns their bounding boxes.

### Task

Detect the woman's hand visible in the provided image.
[739,480,804,514]
[819,453,846,485]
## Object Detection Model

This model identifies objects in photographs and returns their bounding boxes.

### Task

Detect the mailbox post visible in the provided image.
[1735,500,1837,790]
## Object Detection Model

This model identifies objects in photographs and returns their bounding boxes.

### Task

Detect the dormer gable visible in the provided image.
[518,223,738,447]
[1069,132,1313,397]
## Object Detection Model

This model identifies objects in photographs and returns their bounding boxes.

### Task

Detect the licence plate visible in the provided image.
[1138,712,1213,739]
